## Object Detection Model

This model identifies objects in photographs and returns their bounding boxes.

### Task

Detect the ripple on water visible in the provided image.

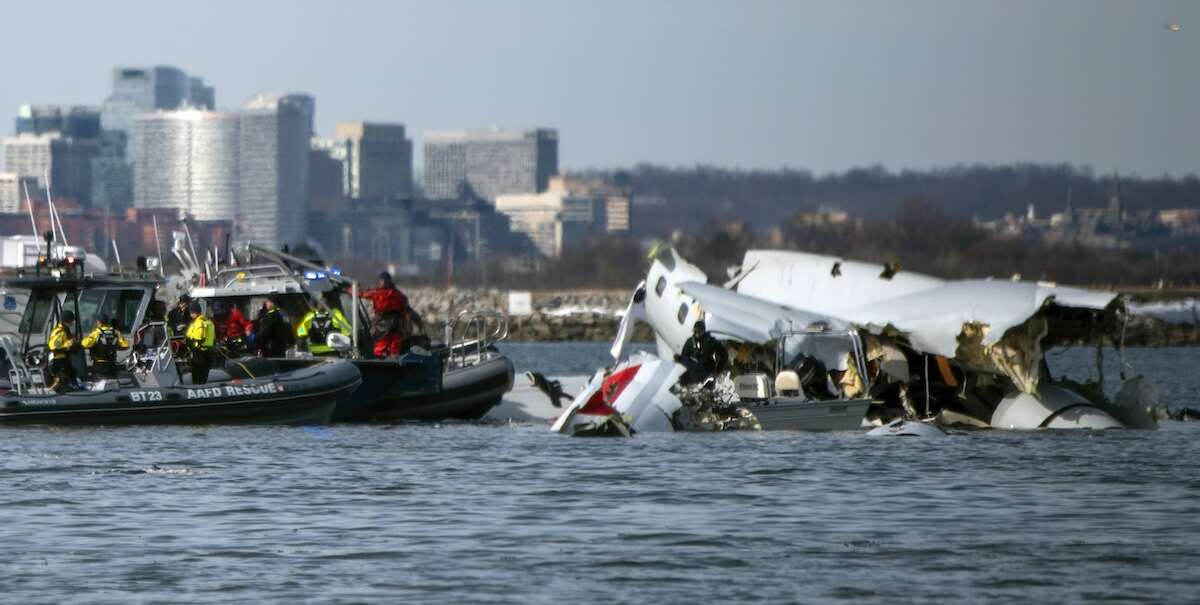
[0,345,1197,603]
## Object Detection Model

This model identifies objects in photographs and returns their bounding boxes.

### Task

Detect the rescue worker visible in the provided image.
[212,301,253,356]
[166,294,192,339]
[675,320,729,385]
[296,305,353,356]
[185,301,216,384]
[359,272,422,358]
[81,314,130,379]
[48,310,79,391]
[254,297,293,358]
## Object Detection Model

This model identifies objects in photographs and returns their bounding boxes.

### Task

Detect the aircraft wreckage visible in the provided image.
[551,246,1159,436]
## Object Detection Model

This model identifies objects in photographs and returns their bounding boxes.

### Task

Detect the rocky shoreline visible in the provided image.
[406,287,1200,346]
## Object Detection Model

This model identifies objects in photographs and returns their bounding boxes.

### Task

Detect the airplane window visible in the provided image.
[677,303,688,324]
[655,276,667,297]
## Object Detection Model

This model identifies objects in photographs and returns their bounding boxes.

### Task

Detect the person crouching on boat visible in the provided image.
[48,310,79,391]
[185,302,216,384]
[82,314,129,379]
[674,320,729,386]
[296,305,352,356]
[360,272,422,358]
[212,301,253,357]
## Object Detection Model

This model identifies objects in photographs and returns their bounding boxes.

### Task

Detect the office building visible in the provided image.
[15,105,102,139]
[90,131,132,210]
[547,175,632,234]
[494,189,604,258]
[333,121,413,199]
[131,94,311,249]
[97,66,215,211]
[238,94,311,248]
[1,133,99,207]
[102,66,193,134]
[423,128,557,201]
[0,173,33,214]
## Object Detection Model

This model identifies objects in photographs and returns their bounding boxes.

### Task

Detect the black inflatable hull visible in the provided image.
[273,355,513,422]
[346,356,514,422]
[0,360,360,426]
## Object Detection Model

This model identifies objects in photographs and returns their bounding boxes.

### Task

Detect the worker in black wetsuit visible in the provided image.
[675,320,728,385]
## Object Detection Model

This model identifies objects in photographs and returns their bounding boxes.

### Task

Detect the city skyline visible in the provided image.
[0,0,1195,177]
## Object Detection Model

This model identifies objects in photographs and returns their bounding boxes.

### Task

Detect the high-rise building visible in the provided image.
[99,66,215,211]
[422,128,557,201]
[333,122,413,199]
[1,133,99,207]
[131,110,240,223]
[308,139,349,213]
[15,105,102,139]
[130,94,311,249]
[90,131,132,210]
[101,66,193,134]
[0,173,32,214]
[238,94,311,248]
[188,77,216,110]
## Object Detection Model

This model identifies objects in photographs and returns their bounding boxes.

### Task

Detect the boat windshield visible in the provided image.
[19,290,56,336]
[76,289,146,333]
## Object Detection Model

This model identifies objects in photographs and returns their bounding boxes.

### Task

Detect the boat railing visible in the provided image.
[445,309,509,370]
[0,333,50,395]
[211,264,293,287]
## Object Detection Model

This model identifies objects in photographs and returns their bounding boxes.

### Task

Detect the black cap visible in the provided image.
[378,271,393,284]
[178,293,191,303]
[693,320,706,331]
[61,310,75,323]
[189,301,203,314]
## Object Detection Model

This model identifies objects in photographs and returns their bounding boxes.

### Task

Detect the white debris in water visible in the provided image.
[541,305,623,318]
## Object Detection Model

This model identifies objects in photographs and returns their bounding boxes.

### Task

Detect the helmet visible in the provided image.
[378,271,393,285]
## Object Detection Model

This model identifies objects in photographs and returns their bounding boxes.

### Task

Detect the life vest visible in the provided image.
[83,323,128,362]
[186,315,216,350]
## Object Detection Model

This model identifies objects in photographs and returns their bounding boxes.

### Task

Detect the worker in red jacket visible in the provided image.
[211,301,254,356]
[359,272,422,357]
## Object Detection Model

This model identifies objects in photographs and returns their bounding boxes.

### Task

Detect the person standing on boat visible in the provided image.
[255,297,293,358]
[81,315,129,379]
[359,272,420,358]
[48,310,79,391]
[212,301,253,356]
[185,302,216,384]
[675,320,729,385]
[296,306,352,356]
[166,294,192,353]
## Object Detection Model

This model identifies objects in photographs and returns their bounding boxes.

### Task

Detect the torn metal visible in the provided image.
[551,246,1158,436]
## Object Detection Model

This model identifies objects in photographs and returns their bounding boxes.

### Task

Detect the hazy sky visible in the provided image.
[4,0,1197,176]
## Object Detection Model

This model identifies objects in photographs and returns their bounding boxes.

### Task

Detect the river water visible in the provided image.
[0,344,1197,604]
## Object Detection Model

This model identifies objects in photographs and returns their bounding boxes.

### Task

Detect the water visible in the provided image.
[1,344,1198,604]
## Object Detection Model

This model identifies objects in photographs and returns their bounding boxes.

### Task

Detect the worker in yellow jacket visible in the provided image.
[185,302,216,384]
[48,310,78,391]
[81,315,130,379]
[295,306,352,355]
